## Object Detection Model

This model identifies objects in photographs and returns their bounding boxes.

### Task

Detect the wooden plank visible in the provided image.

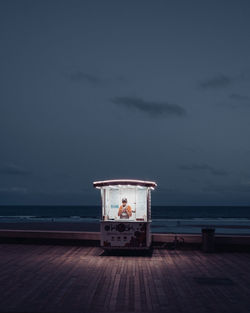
[0,244,250,313]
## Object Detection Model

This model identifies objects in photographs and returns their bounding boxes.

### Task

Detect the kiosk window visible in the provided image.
[103,186,147,221]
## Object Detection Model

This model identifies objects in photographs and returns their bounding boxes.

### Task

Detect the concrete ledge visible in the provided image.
[0,229,100,240]
[152,233,250,252]
[0,230,250,250]
[152,233,202,244]
[215,234,250,245]
[0,229,100,246]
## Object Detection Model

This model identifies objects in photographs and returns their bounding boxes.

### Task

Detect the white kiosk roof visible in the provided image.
[93,179,157,188]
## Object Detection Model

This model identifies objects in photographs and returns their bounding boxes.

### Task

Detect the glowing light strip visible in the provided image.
[93,179,157,188]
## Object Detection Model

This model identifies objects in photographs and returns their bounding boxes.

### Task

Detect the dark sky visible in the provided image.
[1,0,250,205]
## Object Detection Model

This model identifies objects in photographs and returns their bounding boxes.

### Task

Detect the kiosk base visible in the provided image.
[100,221,151,249]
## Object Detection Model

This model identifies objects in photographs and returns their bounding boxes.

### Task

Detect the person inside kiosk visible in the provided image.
[118,198,132,219]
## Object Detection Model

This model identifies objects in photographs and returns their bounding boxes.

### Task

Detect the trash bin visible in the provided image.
[202,228,215,253]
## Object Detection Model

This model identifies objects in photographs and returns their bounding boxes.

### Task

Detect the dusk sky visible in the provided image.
[1,0,250,205]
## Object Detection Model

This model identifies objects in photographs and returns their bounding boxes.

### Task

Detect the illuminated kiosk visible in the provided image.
[93,179,157,249]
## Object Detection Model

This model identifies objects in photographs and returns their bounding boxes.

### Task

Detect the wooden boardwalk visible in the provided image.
[0,244,250,313]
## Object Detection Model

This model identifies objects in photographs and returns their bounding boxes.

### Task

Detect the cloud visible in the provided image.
[229,93,249,101]
[199,70,250,90]
[179,163,228,176]
[218,93,250,109]
[0,187,28,194]
[111,96,186,118]
[69,71,102,86]
[0,164,31,176]
[202,183,250,194]
[68,71,127,87]
[199,74,233,89]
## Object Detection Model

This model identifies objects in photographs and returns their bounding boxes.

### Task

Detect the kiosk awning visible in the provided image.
[93,179,157,188]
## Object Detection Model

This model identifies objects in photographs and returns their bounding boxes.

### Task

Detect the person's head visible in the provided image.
[122,198,127,206]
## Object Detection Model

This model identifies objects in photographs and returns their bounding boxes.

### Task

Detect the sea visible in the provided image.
[0,205,250,234]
